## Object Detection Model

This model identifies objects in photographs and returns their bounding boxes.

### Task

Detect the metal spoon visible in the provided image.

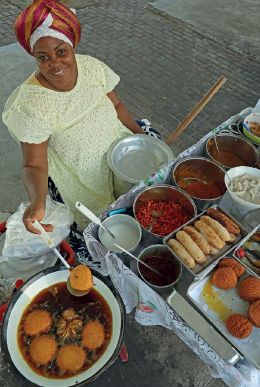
[31,220,89,297]
[112,242,171,285]
[213,136,232,185]
[147,209,164,232]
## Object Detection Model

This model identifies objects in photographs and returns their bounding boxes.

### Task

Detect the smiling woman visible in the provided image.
[2,0,159,235]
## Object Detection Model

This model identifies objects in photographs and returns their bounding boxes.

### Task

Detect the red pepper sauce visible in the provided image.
[17,282,112,379]
[139,256,179,286]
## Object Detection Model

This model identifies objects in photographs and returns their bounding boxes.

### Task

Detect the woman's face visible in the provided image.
[33,36,77,91]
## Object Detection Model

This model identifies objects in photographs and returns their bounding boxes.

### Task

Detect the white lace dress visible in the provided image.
[2,55,132,228]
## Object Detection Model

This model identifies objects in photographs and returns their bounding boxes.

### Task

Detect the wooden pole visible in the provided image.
[165,76,227,145]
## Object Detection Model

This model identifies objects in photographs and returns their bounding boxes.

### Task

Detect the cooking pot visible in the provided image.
[1,266,126,387]
[107,134,173,198]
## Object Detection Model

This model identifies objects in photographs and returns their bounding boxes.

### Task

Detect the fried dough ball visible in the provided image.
[82,321,105,350]
[56,345,85,372]
[218,258,245,278]
[239,277,260,302]
[30,336,57,365]
[70,265,94,291]
[212,267,237,290]
[24,310,52,336]
[248,300,260,328]
[226,314,252,339]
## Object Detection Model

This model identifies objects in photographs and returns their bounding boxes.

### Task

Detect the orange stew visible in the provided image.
[186,181,221,199]
[136,200,188,236]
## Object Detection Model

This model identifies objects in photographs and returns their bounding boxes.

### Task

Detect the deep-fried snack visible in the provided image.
[218,258,245,278]
[70,265,94,291]
[194,220,225,249]
[248,299,260,327]
[209,244,219,256]
[200,215,230,242]
[226,314,252,339]
[24,310,52,336]
[82,321,105,350]
[56,345,85,372]
[228,233,236,243]
[30,336,57,365]
[167,239,195,269]
[176,231,206,264]
[213,267,237,290]
[183,226,211,255]
[239,277,260,301]
[206,208,240,235]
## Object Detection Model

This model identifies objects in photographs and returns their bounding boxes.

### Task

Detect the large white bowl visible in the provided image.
[1,266,126,387]
[225,166,260,211]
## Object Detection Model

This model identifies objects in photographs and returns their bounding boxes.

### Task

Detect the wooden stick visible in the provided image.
[165,76,227,145]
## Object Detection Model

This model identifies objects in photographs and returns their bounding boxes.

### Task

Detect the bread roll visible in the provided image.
[167,239,196,269]
[183,226,211,255]
[228,233,236,243]
[206,208,240,235]
[194,220,225,249]
[200,215,230,242]
[209,245,219,256]
[176,231,206,264]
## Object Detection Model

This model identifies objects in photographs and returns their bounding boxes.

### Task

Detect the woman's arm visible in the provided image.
[21,139,54,234]
[107,91,145,134]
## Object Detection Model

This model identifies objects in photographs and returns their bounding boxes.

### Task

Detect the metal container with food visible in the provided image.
[173,156,227,212]
[1,265,126,386]
[98,214,142,264]
[206,133,257,169]
[107,134,173,198]
[187,256,260,370]
[137,244,182,295]
[233,225,260,279]
[133,184,197,245]
[163,205,248,278]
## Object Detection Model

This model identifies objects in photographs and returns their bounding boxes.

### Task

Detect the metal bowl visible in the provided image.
[173,156,227,212]
[137,245,182,295]
[206,133,257,169]
[1,266,126,387]
[133,184,197,244]
[107,134,173,198]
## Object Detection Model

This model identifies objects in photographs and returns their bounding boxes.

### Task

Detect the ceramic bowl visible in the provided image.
[243,113,260,146]
[1,266,126,387]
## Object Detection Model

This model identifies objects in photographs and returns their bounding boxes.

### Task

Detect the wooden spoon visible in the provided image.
[147,209,164,232]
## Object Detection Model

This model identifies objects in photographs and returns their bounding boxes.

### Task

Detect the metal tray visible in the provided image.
[187,259,260,370]
[232,225,260,279]
[163,205,248,278]
[166,289,241,365]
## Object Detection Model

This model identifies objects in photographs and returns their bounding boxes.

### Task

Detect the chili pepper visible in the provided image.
[235,249,245,259]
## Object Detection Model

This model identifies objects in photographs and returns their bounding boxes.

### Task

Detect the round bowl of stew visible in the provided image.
[137,245,182,294]
[1,265,126,387]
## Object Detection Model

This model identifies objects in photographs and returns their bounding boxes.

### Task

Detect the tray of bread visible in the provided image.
[163,205,248,277]
[187,256,260,370]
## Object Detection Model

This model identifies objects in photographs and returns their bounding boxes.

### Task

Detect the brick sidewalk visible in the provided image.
[1,0,259,156]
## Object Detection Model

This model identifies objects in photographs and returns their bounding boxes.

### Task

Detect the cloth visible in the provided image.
[14,0,81,55]
[2,54,132,229]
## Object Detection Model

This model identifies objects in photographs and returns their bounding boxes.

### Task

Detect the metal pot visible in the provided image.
[137,245,182,295]
[133,185,197,245]
[107,134,173,198]
[1,266,126,387]
[206,133,258,169]
[173,156,227,212]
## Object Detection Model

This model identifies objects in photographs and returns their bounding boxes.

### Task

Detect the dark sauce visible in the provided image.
[17,282,112,379]
[139,256,179,286]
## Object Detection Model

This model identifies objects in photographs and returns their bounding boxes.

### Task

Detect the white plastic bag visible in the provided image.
[1,195,74,260]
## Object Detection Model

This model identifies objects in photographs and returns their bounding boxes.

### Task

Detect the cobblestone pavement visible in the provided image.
[0,0,259,386]
[1,0,259,156]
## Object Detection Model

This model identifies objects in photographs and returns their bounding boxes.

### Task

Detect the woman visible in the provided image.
[2,0,162,234]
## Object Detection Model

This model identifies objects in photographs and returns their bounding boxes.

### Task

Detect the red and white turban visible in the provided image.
[14,0,81,55]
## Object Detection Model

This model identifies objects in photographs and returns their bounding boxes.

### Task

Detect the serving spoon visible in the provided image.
[147,209,164,232]
[213,135,232,185]
[31,220,89,297]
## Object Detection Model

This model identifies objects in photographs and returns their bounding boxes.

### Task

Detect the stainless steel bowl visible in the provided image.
[133,184,197,245]
[137,245,182,295]
[107,134,173,198]
[173,156,226,212]
[206,133,257,169]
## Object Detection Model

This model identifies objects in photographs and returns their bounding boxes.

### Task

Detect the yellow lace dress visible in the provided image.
[2,54,132,228]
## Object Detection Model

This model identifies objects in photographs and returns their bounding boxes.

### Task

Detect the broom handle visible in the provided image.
[165,76,227,145]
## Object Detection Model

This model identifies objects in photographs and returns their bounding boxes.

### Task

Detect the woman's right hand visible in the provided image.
[23,201,54,234]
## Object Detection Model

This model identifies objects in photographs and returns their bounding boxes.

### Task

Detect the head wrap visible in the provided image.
[14,0,81,55]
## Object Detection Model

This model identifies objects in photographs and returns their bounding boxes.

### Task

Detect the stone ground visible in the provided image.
[0,0,259,386]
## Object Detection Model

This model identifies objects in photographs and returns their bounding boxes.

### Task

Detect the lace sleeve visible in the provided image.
[99,60,120,94]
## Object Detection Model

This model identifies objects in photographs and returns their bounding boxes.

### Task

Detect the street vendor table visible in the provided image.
[78,108,260,387]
